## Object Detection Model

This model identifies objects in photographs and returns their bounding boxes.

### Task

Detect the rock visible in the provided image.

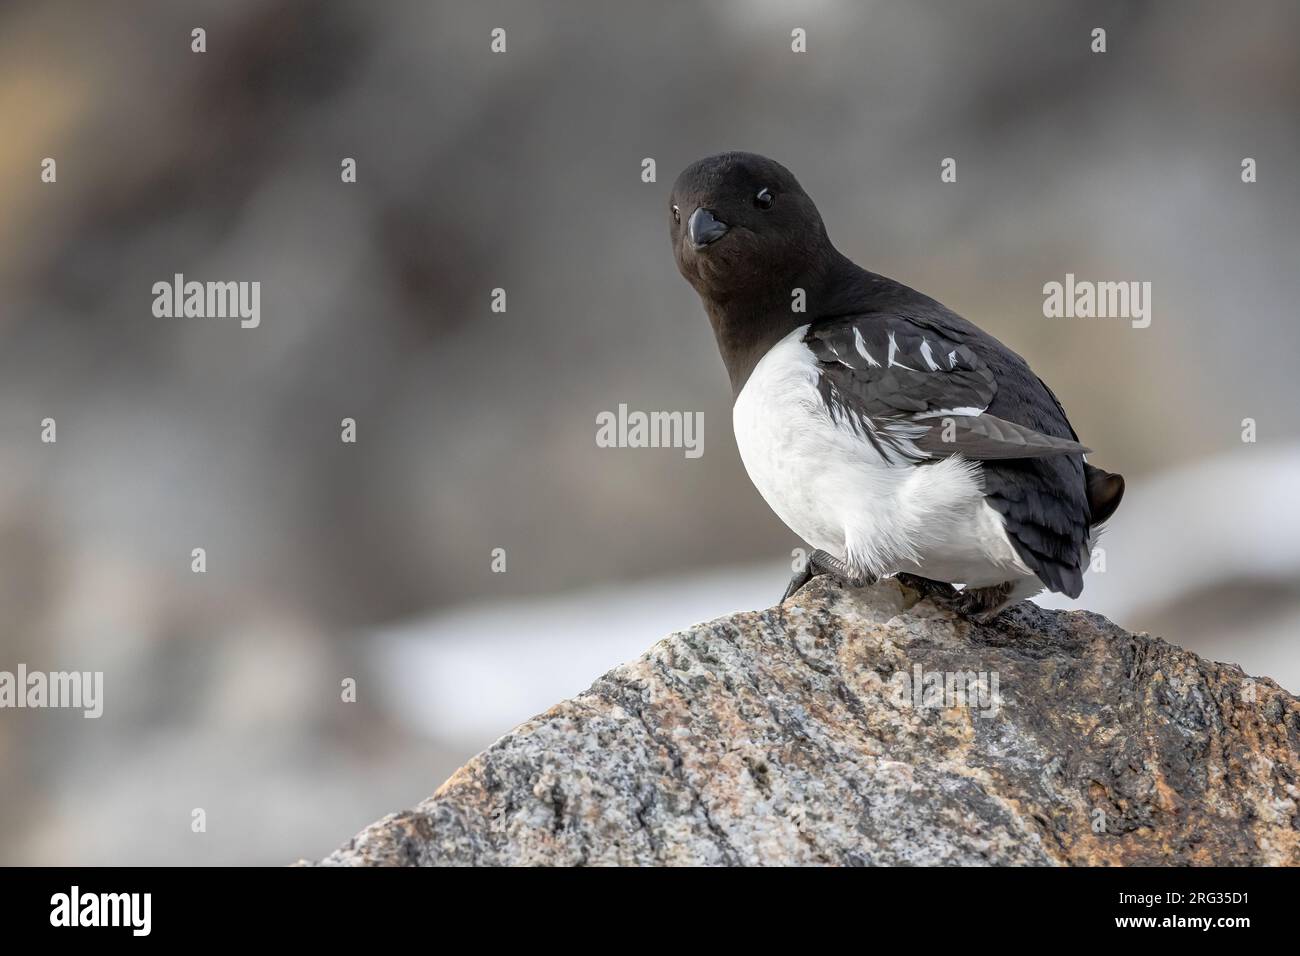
[315,578,1300,866]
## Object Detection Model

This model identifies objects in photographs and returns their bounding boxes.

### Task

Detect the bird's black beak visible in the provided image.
[688,207,729,247]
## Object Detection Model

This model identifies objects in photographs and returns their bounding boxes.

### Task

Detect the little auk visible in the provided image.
[669,151,1124,619]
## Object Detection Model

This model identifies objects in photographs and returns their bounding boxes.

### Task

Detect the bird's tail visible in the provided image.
[1084,463,1125,526]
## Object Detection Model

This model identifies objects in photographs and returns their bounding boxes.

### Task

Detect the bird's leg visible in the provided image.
[781,549,874,603]
[894,573,959,601]
[811,550,872,588]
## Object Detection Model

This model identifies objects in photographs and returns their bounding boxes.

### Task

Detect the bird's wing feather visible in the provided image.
[803,316,1089,465]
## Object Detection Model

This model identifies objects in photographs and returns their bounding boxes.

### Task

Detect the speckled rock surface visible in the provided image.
[315,578,1300,866]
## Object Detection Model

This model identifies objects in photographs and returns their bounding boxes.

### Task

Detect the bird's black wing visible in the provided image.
[804,313,1090,597]
[803,316,1089,464]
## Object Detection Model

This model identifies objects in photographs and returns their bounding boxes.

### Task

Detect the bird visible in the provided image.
[669,151,1124,619]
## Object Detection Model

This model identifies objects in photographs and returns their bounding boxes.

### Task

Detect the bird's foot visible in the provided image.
[894,573,959,602]
[780,564,813,603]
[781,549,875,603]
[943,581,1018,624]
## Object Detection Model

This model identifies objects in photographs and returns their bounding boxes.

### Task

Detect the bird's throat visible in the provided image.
[705,299,805,399]
[702,249,862,399]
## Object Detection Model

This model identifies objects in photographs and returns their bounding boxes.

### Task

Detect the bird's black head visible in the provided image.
[669,152,831,304]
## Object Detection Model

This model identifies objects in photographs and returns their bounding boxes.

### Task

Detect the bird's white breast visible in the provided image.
[732,327,1035,588]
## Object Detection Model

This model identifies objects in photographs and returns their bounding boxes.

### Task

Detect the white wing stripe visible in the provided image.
[914,406,987,419]
[886,331,915,370]
[853,327,881,366]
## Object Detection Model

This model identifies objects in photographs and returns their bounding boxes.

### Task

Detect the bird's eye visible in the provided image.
[754,187,775,210]
[672,204,681,224]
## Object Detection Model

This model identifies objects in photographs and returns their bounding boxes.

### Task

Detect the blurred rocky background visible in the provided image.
[0,0,1296,864]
